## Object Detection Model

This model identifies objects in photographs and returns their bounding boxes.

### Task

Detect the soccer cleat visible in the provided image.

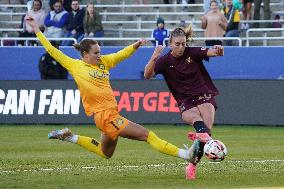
[185,162,197,180]
[187,132,212,143]
[48,128,73,142]
[186,140,201,165]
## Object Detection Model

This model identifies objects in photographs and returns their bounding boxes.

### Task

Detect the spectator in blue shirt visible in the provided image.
[61,0,85,46]
[44,0,69,39]
[151,17,169,46]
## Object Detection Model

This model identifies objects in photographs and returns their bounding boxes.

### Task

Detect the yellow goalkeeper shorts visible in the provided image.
[94,107,129,140]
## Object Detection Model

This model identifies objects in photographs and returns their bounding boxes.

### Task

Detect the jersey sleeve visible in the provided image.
[36,31,78,72]
[100,45,136,69]
[191,47,209,62]
[154,56,165,75]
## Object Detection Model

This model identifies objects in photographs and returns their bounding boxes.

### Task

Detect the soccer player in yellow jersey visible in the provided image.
[25,16,199,166]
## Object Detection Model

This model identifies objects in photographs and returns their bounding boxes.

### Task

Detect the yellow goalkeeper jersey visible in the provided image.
[36,32,136,116]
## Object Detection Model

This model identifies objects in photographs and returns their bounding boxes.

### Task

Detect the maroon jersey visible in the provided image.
[154,47,219,105]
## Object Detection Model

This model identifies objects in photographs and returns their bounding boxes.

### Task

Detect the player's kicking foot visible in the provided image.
[48,128,73,142]
[187,132,212,143]
[186,139,200,165]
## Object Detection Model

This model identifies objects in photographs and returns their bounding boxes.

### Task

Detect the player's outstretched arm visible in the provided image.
[105,39,148,68]
[144,45,165,79]
[132,39,148,49]
[207,45,224,57]
[25,15,75,71]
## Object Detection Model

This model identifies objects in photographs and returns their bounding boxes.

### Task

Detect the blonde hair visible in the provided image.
[169,24,193,43]
[73,39,98,57]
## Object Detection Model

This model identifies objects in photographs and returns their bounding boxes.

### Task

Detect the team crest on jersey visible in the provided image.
[186,57,192,64]
[201,47,206,51]
[115,118,124,126]
[98,64,105,70]
[89,69,109,79]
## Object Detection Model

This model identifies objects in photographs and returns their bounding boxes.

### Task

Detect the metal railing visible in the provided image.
[245,36,284,46]
[0,36,242,47]
[0,2,283,9]
[0,37,77,46]
[84,37,242,46]
[246,28,284,46]
[2,35,283,47]
[0,28,23,32]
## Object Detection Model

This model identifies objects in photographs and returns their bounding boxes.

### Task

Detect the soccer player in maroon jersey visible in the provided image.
[144,25,224,180]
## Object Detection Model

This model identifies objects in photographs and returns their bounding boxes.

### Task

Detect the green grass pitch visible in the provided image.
[0,125,284,189]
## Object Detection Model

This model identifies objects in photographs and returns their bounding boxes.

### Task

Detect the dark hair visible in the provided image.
[32,0,42,9]
[210,0,218,6]
[169,25,193,43]
[73,39,98,57]
[156,17,165,26]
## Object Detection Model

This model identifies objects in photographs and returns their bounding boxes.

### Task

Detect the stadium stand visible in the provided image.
[0,0,284,46]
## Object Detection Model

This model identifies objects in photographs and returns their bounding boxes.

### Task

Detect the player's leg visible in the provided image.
[181,104,213,180]
[100,133,118,158]
[197,103,215,131]
[181,108,205,180]
[47,109,122,159]
[119,120,198,161]
[48,128,109,159]
[182,107,212,143]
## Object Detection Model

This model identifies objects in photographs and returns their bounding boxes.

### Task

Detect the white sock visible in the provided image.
[178,148,189,160]
[69,135,78,144]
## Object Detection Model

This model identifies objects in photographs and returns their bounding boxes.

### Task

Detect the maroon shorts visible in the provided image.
[178,94,218,114]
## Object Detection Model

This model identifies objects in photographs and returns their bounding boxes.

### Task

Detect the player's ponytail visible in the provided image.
[169,24,193,43]
[73,39,98,57]
[184,24,193,42]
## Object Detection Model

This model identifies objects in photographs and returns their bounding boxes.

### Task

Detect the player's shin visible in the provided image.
[77,136,107,159]
[146,130,180,157]
[146,130,193,160]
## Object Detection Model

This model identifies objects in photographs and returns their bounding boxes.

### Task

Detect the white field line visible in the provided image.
[1,159,284,174]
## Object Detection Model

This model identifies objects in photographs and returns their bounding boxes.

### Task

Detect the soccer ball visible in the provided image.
[203,139,228,162]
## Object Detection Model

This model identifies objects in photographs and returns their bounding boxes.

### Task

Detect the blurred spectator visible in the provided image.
[61,0,84,46]
[44,0,68,39]
[18,0,46,46]
[224,0,241,46]
[240,0,252,29]
[39,41,68,80]
[151,17,169,46]
[232,0,243,10]
[48,0,72,11]
[201,0,227,46]
[63,0,72,12]
[272,15,282,28]
[253,0,271,28]
[203,0,221,13]
[78,2,104,42]
[48,0,56,10]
